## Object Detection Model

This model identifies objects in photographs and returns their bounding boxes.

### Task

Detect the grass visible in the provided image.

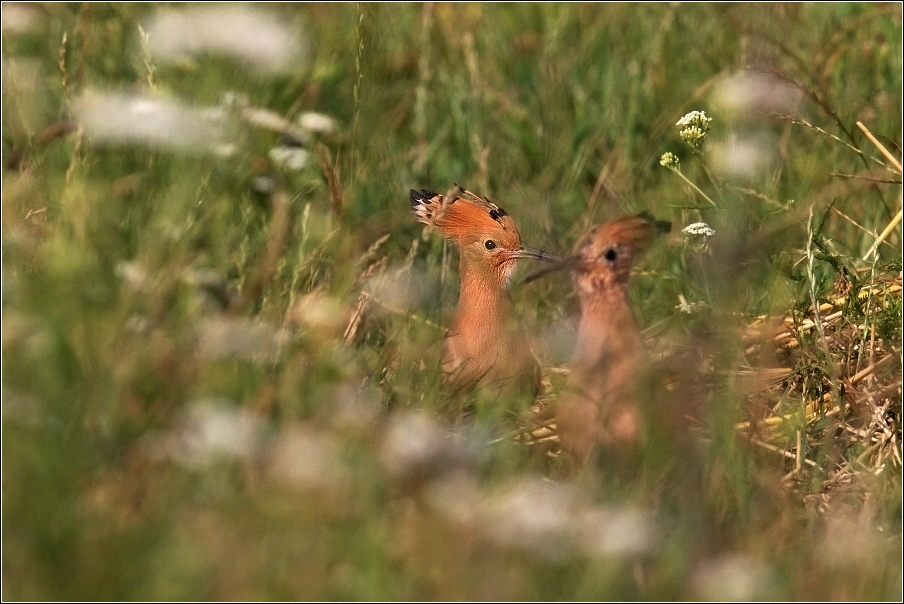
[2,3,902,600]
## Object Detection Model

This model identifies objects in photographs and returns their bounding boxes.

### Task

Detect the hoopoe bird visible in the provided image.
[409,185,561,396]
[528,213,670,464]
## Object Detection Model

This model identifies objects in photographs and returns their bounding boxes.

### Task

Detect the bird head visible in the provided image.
[524,213,670,296]
[570,213,671,296]
[410,186,560,287]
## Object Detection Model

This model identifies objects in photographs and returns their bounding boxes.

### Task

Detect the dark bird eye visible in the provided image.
[484,240,497,250]
[604,247,618,261]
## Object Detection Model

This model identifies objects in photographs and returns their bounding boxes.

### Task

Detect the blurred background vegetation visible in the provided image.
[2,3,901,600]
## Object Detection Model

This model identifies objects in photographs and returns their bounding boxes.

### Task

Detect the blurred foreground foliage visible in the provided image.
[2,3,902,600]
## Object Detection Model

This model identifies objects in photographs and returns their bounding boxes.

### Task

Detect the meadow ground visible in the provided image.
[2,3,902,600]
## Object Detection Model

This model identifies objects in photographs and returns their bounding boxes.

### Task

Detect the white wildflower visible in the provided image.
[659,152,681,171]
[682,222,715,240]
[676,294,707,315]
[680,126,706,148]
[677,110,712,150]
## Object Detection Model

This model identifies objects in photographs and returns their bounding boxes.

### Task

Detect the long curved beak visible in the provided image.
[512,246,564,263]
[522,255,581,284]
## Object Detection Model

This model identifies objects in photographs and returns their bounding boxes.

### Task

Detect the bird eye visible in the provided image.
[603,247,617,262]
[484,240,497,250]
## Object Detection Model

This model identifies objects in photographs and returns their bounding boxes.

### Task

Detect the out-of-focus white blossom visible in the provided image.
[149,399,271,469]
[380,411,481,483]
[197,317,285,363]
[266,426,350,493]
[2,3,42,34]
[482,477,579,562]
[115,261,150,291]
[297,112,337,135]
[423,472,659,563]
[320,383,380,433]
[218,90,250,110]
[142,6,307,74]
[708,136,773,181]
[713,71,803,116]
[74,90,226,153]
[820,511,886,569]
[242,106,296,135]
[676,293,707,315]
[424,472,482,526]
[578,507,659,557]
[693,555,776,601]
[269,146,310,171]
[288,292,348,332]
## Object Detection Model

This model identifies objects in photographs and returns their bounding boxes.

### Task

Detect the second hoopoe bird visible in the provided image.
[409,186,561,396]
[528,213,670,464]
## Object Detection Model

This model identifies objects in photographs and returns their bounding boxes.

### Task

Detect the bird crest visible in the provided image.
[575,212,671,263]
[409,185,520,247]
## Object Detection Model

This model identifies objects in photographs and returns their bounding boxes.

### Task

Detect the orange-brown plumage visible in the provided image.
[410,186,560,395]
[553,213,670,463]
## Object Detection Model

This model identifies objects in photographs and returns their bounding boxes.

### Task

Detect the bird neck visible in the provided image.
[454,268,514,330]
[444,264,538,394]
[573,287,642,365]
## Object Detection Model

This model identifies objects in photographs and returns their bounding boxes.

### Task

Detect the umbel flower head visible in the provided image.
[676,293,707,315]
[676,110,712,150]
[681,222,715,249]
[681,222,715,239]
[659,152,680,171]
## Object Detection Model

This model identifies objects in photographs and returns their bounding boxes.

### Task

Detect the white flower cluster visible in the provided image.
[676,294,707,315]
[682,222,714,250]
[677,110,712,150]
[681,222,715,239]
[659,152,681,171]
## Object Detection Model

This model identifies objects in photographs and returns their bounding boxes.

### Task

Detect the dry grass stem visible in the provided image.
[862,207,903,261]
[749,436,819,468]
[856,121,903,172]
